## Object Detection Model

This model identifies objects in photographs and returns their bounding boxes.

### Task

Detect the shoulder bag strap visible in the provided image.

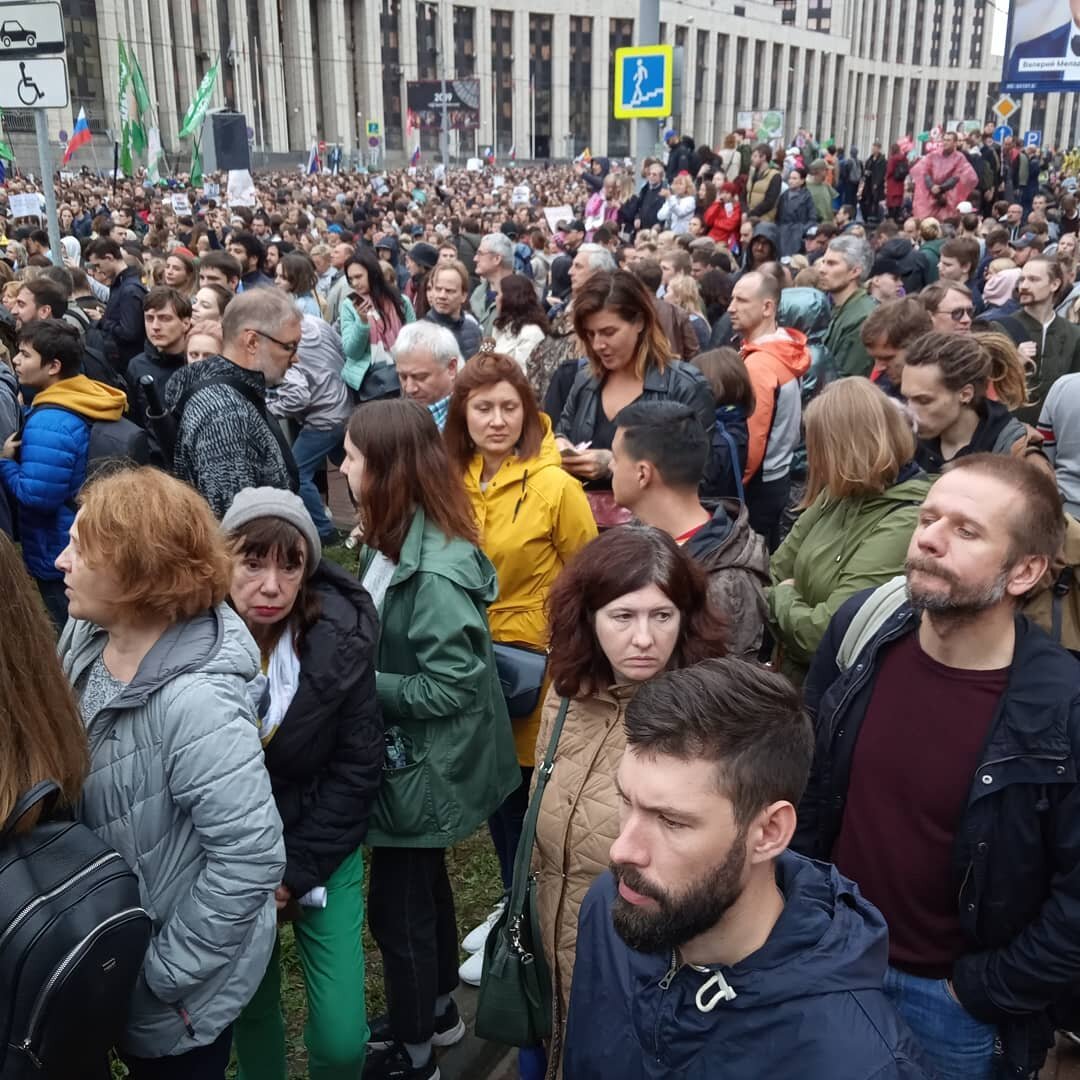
[836,575,909,671]
[506,697,570,922]
[0,780,60,841]
[713,420,746,504]
[175,376,300,493]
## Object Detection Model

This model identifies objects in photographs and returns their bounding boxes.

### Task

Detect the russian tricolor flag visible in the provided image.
[410,144,421,167]
[63,107,91,165]
[306,141,321,174]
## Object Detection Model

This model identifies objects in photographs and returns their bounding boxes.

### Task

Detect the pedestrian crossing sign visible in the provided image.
[613,45,673,119]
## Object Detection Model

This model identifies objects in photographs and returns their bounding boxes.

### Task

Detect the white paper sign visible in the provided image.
[543,205,574,234]
[227,169,257,207]
[203,182,220,198]
[492,174,506,189]
[171,194,191,216]
[511,184,531,206]
[9,193,40,219]
[466,157,483,172]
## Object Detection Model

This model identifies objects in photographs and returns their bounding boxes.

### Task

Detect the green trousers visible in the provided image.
[234,848,369,1080]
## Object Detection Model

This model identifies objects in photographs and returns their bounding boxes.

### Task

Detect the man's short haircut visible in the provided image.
[28,228,49,248]
[661,249,691,275]
[481,232,514,269]
[615,400,709,490]
[85,237,122,261]
[919,280,972,313]
[229,231,265,267]
[827,235,874,282]
[941,237,980,275]
[19,319,81,378]
[943,453,1065,563]
[742,268,781,307]
[632,257,663,292]
[986,227,1010,249]
[392,320,460,368]
[199,249,243,282]
[753,142,773,160]
[37,265,73,298]
[575,243,618,274]
[21,277,67,319]
[624,657,814,829]
[428,260,470,294]
[143,285,193,320]
[1026,255,1065,288]
[68,266,92,293]
[860,296,933,347]
[220,287,299,347]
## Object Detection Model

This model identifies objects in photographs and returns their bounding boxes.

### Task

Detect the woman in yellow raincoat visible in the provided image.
[444,343,597,989]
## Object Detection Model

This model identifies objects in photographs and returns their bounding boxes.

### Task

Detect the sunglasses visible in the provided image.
[944,306,974,321]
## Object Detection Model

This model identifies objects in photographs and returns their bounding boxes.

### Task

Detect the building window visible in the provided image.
[491,10,513,155]
[969,0,985,68]
[65,0,106,129]
[714,33,729,140]
[416,2,439,153]
[896,0,908,64]
[964,81,978,120]
[944,80,958,123]
[770,43,782,111]
[906,82,918,137]
[695,29,708,126]
[381,0,403,150]
[948,0,963,67]
[454,7,475,76]
[785,47,798,123]
[923,79,938,132]
[752,40,764,109]
[567,16,592,156]
[807,2,831,32]
[930,0,943,66]
[1032,92,1048,135]
[608,18,633,157]
[735,36,746,116]
[529,13,552,158]
[831,57,843,135]
[912,0,925,65]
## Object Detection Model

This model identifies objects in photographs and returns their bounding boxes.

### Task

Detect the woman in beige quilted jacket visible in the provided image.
[532,525,728,1077]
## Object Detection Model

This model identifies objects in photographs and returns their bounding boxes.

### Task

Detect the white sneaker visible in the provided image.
[458,947,485,987]
[461,900,505,954]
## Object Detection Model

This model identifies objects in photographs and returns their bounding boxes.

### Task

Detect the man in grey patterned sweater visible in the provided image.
[164,290,302,517]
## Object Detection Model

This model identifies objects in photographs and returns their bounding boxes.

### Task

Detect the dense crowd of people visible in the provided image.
[3,118,1080,1080]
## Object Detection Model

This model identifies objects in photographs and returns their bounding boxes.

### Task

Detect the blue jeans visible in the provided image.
[884,965,997,1080]
[291,424,345,540]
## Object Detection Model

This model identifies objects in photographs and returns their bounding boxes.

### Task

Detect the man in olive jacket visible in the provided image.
[819,235,877,377]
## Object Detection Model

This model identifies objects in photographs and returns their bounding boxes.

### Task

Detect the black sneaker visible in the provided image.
[362,1041,440,1080]
[368,1001,465,1051]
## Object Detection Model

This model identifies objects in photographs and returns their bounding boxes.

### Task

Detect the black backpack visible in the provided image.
[0,781,151,1078]
[892,159,909,183]
[33,406,150,483]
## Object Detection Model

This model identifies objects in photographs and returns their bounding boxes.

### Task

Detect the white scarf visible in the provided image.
[259,628,301,746]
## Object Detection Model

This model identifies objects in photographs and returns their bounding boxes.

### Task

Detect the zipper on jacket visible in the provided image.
[20,907,150,1059]
[0,852,125,953]
[658,949,679,990]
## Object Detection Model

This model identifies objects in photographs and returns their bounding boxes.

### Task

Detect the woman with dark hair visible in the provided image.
[556,270,714,523]
[265,239,294,275]
[694,346,756,500]
[224,488,382,1080]
[491,272,550,371]
[340,399,518,1080]
[340,246,415,395]
[699,267,733,328]
[533,526,729,1077]
[443,348,596,987]
[276,251,323,317]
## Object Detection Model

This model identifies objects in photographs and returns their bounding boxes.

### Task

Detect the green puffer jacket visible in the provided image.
[359,508,520,848]
[766,466,931,681]
[823,287,877,378]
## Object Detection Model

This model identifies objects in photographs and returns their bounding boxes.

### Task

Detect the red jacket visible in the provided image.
[885,154,907,208]
[704,199,741,248]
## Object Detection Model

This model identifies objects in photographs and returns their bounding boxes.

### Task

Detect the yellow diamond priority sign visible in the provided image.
[993,95,1019,122]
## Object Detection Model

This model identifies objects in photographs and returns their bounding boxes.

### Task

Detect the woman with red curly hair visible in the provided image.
[55,467,285,1078]
[531,525,728,1078]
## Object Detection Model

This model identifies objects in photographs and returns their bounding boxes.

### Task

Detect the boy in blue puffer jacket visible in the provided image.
[0,320,126,628]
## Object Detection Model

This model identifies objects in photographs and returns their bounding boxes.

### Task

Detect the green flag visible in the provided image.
[179,59,219,139]
[117,41,131,128]
[130,118,147,156]
[0,110,15,162]
[129,46,151,117]
[120,122,132,176]
[190,137,202,186]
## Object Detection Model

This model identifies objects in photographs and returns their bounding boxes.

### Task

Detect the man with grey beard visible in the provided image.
[793,453,1080,1080]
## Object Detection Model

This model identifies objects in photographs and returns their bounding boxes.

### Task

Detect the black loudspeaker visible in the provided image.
[201,111,251,172]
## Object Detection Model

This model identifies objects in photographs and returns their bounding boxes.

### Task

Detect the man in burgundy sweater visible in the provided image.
[793,453,1080,1080]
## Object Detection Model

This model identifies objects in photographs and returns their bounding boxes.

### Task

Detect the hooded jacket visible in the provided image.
[684,500,769,658]
[268,313,353,431]
[0,374,127,578]
[164,355,296,518]
[357,507,520,848]
[740,221,780,274]
[581,156,611,194]
[463,417,597,763]
[915,398,1031,475]
[665,138,694,183]
[766,464,930,680]
[101,264,148,368]
[879,238,933,295]
[776,185,817,257]
[824,287,877,378]
[564,853,932,1080]
[741,328,811,484]
[62,604,285,1057]
[126,340,187,431]
[261,559,383,898]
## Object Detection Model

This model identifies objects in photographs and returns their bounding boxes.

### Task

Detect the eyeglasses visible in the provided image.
[251,328,299,355]
[943,306,975,322]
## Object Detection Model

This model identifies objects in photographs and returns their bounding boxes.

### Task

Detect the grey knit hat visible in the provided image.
[221,487,322,577]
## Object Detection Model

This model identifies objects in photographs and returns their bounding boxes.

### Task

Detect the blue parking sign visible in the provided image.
[612,45,673,119]
[1025,130,1041,148]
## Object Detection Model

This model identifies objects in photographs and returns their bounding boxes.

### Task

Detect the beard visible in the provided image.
[905,556,1010,620]
[610,832,748,955]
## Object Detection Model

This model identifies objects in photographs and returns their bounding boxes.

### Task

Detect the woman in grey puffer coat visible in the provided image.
[56,468,284,1078]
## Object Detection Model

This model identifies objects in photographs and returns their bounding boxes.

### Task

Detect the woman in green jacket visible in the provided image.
[766,378,930,682]
[340,398,519,1080]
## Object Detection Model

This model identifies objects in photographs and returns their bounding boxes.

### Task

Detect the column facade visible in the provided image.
[590,15,610,155]
[259,0,289,151]
[282,0,319,149]
[551,12,570,160]
[318,0,353,146]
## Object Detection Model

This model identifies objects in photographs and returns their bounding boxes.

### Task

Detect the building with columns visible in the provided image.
[52,0,1078,168]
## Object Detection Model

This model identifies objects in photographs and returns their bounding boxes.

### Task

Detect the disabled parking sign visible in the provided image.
[613,45,673,119]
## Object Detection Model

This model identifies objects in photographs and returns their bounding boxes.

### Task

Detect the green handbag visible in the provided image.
[474,696,570,1048]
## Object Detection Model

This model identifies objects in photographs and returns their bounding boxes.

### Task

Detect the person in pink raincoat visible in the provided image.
[909,131,978,220]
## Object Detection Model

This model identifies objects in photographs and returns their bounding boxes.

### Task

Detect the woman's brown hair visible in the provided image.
[347,399,479,561]
[77,467,232,623]
[693,347,756,413]
[444,350,546,471]
[546,526,729,697]
[0,532,87,832]
[572,270,675,380]
[802,378,916,505]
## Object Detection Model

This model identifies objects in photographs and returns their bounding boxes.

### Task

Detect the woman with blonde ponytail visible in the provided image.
[901,331,1044,473]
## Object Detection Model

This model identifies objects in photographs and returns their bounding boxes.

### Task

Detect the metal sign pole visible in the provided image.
[33,110,60,264]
